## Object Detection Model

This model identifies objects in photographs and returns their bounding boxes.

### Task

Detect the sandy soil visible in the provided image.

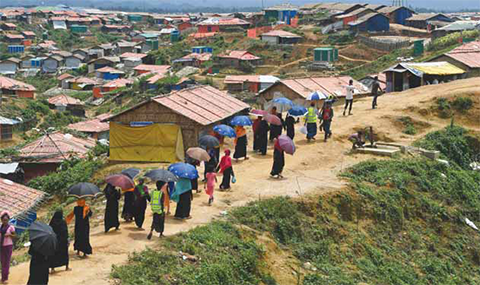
[8,78,480,285]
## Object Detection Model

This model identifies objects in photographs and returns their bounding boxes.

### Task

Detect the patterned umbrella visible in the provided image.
[213,124,236,138]
[288,105,308,117]
[106,174,135,190]
[230,116,252,126]
[306,91,328,101]
[168,163,199,179]
[269,97,294,112]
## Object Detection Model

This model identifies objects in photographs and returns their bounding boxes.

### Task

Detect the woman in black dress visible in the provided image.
[285,115,295,140]
[173,178,193,220]
[270,139,285,178]
[269,107,283,142]
[233,126,248,161]
[122,190,135,222]
[104,184,121,233]
[133,179,150,229]
[27,247,49,285]
[49,210,69,273]
[67,199,93,257]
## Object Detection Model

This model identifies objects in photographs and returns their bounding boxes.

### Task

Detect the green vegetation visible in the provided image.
[23,74,58,93]
[398,116,417,135]
[47,29,88,50]
[323,31,354,45]
[112,221,266,285]
[28,156,104,197]
[343,48,410,80]
[427,30,480,53]
[112,126,480,284]
[150,42,189,65]
[414,125,480,169]
[435,96,474,118]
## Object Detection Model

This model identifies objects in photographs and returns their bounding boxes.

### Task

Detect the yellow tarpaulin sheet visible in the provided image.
[409,62,465,75]
[109,122,184,163]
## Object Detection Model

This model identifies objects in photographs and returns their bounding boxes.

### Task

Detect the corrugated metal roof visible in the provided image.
[153,85,250,126]
[436,21,480,31]
[102,78,133,88]
[0,163,19,174]
[19,132,96,163]
[386,62,466,76]
[0,178,45,219]
[406,13,449,21]
[218,50,261,60]
[445,52,480,68]
[47,94,84,106]
[224,75,280,84]
[0,116,19,125]
[261,30,302,38]
[67,118,109,133]
[0,76,36,91]
[120,52,147,59]
[96,66,124,74]
[269,76,369,98]
[197,17,250,26]
[134,64,170,74]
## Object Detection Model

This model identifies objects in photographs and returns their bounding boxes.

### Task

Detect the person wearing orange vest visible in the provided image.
[320,102,334,142]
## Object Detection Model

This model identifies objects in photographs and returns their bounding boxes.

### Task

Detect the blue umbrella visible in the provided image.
[230,116,252,126]
[288,105,308,117]
[213,124,236,138]
[168,163,199,179]
[270,97,294,112]
[306,91,328,101]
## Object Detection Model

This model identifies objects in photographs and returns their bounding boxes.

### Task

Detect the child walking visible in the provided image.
[205,171,217,205]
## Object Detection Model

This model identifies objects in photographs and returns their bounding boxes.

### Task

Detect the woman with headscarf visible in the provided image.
[133,179,150,229]
[49,210,69,273]
[147,181,166,240]
[285,115,295,140]
[66,199,92,257]
[270,138,285,179]
[233,126,248,161]
[172,178,193,220]
[1,211,15,284]
[26,246,49,285]
[104,184,121,233]
[217,149,235,190]
[122,188,135,222]
[269,107,283,142]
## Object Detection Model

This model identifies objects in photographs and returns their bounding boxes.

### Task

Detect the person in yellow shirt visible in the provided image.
[305,102,317,141]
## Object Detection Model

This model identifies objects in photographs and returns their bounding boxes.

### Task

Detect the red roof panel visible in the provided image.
[0,179,45,218]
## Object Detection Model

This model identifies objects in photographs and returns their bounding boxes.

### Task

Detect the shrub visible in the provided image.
[28,157,104,197]
[452,96,473,112]
[436,97,452,118]
[324,31,354,45]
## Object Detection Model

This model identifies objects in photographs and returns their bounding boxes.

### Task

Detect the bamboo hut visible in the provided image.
[104,85,250,163]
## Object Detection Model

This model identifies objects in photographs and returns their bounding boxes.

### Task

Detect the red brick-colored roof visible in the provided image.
[224,75,261,84]
[445,41,480,68]
[2,23,17,28]
[197,18,250,26]
[67,117,109,134]
[57,73,74,81]
[22,31,36,36]
[0,76,36,91]
[102,78,133,88]
[153,85,249,126]
[261,30,302,38]
[96,66,125,74]
[120,52,148,59]
[217,50,260,61]
[0,179,45,219]
[106,85,249,126]
[183,53,212,61]
[67,77,98,85]
[134,64,170,74]
[263,76,369,98]
[48,94,84,106]
[19,132,96,163]
[5,33,25,39]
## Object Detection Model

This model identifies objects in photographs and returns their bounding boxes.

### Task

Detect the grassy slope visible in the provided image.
[112,126,480,285]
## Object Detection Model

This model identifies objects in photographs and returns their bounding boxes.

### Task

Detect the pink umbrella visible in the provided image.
[186,147,211,162]
[250,109,268,117]
[277,135,296,155]
[264,113,282,126]
[106,174,135,190]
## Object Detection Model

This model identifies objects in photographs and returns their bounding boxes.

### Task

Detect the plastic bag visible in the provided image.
[231,176,237,184]
[299,126,308,135]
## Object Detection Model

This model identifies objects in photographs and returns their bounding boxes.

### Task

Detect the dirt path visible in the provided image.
[8,78,480,285]
[338,54,372,63]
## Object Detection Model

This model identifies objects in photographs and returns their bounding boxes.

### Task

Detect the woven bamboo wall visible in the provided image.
[112,101,202,150]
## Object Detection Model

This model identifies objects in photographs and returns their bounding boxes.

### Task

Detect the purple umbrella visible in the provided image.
[277,135,296,155]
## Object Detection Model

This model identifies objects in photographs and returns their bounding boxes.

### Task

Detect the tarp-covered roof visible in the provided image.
[385,62,466,76]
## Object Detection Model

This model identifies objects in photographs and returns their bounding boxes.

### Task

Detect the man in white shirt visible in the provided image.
[343,80,355,116]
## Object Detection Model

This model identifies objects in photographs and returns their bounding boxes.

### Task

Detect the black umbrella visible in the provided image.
[199,135,219,148]
[121,168,141,179]
[29,221,57,257]
[68,182,101,198]
[144,169,178,182]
